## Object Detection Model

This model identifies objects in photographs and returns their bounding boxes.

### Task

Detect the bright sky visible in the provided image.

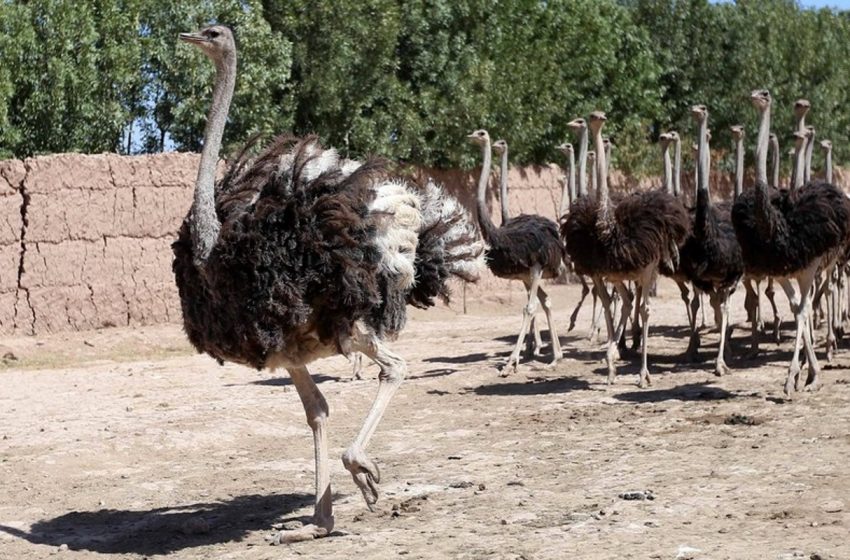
[799,0,850,7]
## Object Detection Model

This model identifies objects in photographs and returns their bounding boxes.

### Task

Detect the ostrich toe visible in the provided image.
[267,521,333,544]
[637,369,651,388]
[342,447,381,508]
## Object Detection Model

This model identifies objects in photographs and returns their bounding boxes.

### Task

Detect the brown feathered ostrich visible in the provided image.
[678,105,743,376]
[563,112,690,387]
[732,89,850,396]
[172,26,485,543]
[494,138,545,357]
[468,130,564,372]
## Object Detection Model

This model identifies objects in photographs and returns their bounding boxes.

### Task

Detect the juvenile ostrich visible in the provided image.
[732,89,850,396]
[563,112,689,387]
[172,27,485,543]
[468,130,565,372]
[679,105,743,376]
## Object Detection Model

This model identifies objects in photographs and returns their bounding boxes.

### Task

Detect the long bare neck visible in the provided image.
[589,154,597,193]
[559,150,576,217]
[770,136,780,187]
[594,129,608,212]
[191,53,236,267]
[804,130,815,184]
[825,148,833,183]
[756,105,770,185]
[498,148,510,224]
[662,143,673,195]
[576,128,588,197]
[793,140,806,191]
[734,138,744,198]
[791,115,805,187]
[696,117,710,202]
[475,141,496,241]
[673,138,682,196]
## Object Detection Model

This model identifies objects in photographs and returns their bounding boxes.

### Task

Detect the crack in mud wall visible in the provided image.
[0,153,847,336]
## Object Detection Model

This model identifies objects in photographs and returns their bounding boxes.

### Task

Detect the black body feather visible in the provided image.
[679,195,743,293]
[485,214,565,279]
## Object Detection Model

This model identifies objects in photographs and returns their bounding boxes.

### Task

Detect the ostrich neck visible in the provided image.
[662,144,673,195]
[673,138,682,196]
[576,128,588,197]
[498,148,510,224]
[825,150,833,183]
[770,136,780,187]
[804,132,815,184]
[695,117,711,234]
[191,54,236,267]
[755,105,770,185]
[475,141,496,241]
[594,127,609,216]
[559,151,576,217]
[734,139,744,199]
[793,142,806,190]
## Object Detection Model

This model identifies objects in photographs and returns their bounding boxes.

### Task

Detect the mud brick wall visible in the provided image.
[0,152,846,335]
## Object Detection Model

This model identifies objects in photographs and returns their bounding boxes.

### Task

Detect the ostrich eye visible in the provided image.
[207,30,220,38]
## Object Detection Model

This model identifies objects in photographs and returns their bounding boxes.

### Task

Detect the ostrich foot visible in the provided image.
[498,360,518,377]
[637,369,651,388]
[267,519,333,544]
[784,365,801,397]
[715,360,730,377]
[342,447,381,509]
[803,374,821,392]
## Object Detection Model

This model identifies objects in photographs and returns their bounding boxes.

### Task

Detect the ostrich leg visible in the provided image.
[636,268,654,388]
[344,329,409,506]
[631,282,643,351]
[351,352,364,380]
[714,289,732,376]
[779,265,821,395]
[568,276,591,331]
[677,280,693,326]
[536,285,563,364]
[765,278,781,343]
[592,277,618,383]
[609,281,634,385]
[523,279,544,357]
[744,279,760,357]
[270,366,333,543]
[502,265,544,373]
[684,289,701,361]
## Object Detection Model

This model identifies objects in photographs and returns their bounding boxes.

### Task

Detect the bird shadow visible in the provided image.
[467,375,591,396]
[423,352,490,365]
[614,382,738,403]
[241,374,338,387]
[410,367,457,380]
[0,492,316,555]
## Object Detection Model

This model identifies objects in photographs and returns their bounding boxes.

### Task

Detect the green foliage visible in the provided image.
[1,0,849,176]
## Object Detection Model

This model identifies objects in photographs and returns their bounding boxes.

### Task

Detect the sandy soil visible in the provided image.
[1,282,849,560]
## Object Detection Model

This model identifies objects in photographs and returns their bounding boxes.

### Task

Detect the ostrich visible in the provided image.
[731,89,850,396]
[563,111,689,387]
[172,26,485,543]
[679,105,743,376]
[468,130,565,372]
[494,138,545,357]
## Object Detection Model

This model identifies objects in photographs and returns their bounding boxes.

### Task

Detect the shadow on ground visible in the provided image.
[0,492,314,555]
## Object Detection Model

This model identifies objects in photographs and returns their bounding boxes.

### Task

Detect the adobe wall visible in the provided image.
[0,152,845,335]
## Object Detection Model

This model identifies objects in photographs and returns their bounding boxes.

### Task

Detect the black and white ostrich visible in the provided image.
[468,130,564,372]
[678,105,743,376]
[172,26,485,543]
[732,89,850,396]
[563,112,690,387]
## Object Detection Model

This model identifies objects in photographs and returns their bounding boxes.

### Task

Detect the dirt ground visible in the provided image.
[1,282,849,560]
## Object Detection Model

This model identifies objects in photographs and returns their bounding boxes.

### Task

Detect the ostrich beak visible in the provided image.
[179,32,207,45]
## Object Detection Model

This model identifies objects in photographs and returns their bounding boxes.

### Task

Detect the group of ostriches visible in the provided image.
[170,26,850,544]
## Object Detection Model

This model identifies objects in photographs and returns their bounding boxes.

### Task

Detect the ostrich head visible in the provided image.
[467,129,490,146]
[750,89,771,111]
[667,131,680,143]
[588,111,607,133]
[492,139,508,155]
[179,25,235,64]
[820,139,833,153]
[730,125,745,141]
[769,132,777,143]
[556,143,574,157]
[793,98,811,120]
[567,117,587,135]
[659,132,673,148]
[690,104,708,124]
[805,125,815,140]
